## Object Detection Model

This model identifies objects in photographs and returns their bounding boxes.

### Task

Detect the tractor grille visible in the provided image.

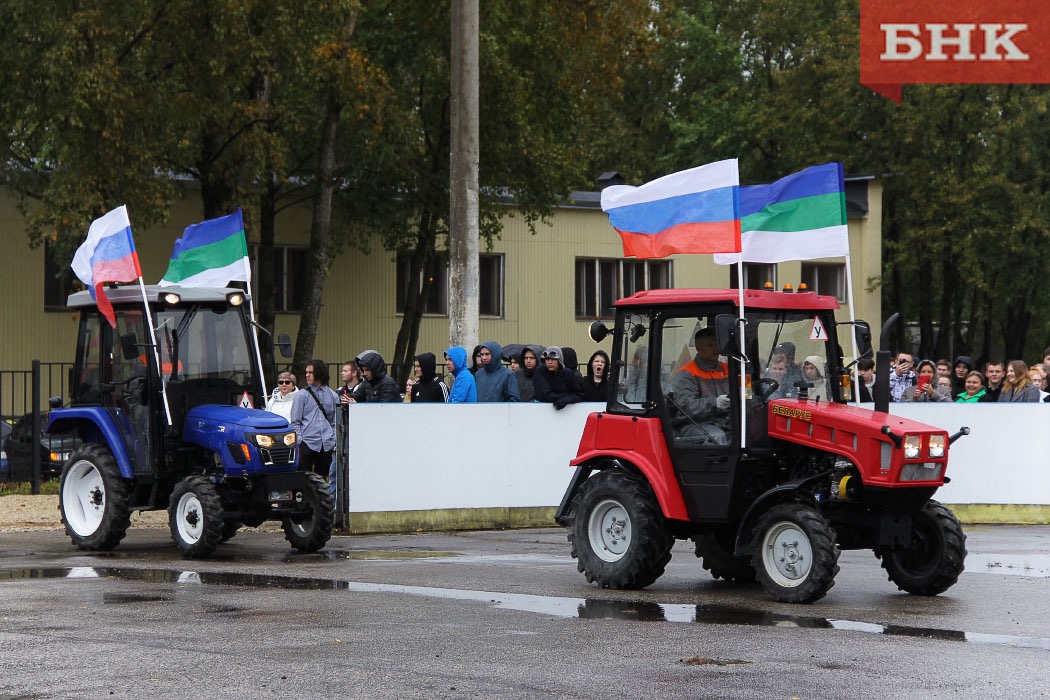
[260,445,295,466]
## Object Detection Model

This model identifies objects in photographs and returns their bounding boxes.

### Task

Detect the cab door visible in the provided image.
[654,308,740,522]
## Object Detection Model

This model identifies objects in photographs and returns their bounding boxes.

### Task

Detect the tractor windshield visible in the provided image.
[747,310,839,402]
[157,305,255,385]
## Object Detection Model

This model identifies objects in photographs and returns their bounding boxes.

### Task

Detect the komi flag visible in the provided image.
[159,209,251,287]
[71,205,142,328]
[600,159,741,259]
[713,163,848,265]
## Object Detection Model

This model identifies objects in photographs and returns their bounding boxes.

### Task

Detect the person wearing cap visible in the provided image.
[533,346,583,410]
[443,346,477,403]
[670,327,731,444]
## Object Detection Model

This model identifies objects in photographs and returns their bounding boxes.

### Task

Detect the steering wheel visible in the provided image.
[753,377,780,401]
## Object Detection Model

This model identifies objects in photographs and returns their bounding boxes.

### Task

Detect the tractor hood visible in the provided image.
[766,399,952,488]
[185,405,290,431]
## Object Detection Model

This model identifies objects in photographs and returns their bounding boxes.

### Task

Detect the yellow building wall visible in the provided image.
[0,180,882,373]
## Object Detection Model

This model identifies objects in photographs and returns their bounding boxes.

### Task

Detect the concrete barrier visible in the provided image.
[341,401,1050,533]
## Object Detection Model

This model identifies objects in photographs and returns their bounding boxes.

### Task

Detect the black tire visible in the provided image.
[219,519,242,543]
[59,444,133,551]
[694,530,756,582]
[168,476,224,558]
[751,503,840,603]
[876,500,966,596]
[282,473,335,553]
[567,469,674,590]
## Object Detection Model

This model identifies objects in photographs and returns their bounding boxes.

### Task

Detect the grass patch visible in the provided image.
[0,479,60,496]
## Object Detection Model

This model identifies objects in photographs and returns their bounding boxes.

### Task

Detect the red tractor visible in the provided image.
[555,288,969,603]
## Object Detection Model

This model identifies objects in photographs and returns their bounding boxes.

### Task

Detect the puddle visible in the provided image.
[965,553,1050,578]
[2,566,1048,651]
[302,549,459,562]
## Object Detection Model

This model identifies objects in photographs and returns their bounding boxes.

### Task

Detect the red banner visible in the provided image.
[860,0,1050,102]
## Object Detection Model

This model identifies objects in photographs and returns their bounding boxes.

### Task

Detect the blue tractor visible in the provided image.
[48,285,334,558]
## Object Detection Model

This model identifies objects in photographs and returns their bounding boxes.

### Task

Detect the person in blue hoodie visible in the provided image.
[444,346,477,403]
[474,341,520,402]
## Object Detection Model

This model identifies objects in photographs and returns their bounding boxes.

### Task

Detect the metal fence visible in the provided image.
[0,362,74,423]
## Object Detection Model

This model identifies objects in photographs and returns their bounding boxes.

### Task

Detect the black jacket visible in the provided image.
[533,363,583,409]
[355,350,401,403]
[410,352,449,403]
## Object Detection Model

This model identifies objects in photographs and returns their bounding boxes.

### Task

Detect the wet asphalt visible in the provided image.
[1,523,1048,699]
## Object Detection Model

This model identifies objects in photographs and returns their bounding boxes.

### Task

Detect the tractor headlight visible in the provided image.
[903,435,921,459]
[928,434,946,458]
[283,432,296,446]
[253,434,275,448]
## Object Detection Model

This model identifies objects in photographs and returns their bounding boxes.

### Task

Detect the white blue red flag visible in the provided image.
[600,159,741,259]
[71,205,142,327]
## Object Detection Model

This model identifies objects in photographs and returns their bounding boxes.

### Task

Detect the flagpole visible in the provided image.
[247,296,269,403]
[844,253,861,405]
[135,275,173,426]
[737,258,747,450]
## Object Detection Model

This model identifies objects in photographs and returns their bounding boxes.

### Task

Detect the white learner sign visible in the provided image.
[810,316,828,342]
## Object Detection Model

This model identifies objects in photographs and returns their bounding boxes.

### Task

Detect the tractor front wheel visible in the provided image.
[59,444,132,551]
[752,503,840,603]
[568,469,674,590]
[168,477,224,558]
[282,473,335,553]
[876,500,966,596]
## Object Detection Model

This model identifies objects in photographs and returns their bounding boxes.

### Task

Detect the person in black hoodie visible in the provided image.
[951,355,974,398]
[581,349,610,402]
[514,345,543,401]
[355,349,401,402]
[561,346,585,387]
[409,352,449,402]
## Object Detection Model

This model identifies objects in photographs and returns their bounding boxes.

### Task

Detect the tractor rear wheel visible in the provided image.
[59,444,132,551]
[876,500,966,595]
[752,503,840,603]
[168,476,224,558]
[694,529,756,582]
[568,469,674,589]
[282,473,335,553]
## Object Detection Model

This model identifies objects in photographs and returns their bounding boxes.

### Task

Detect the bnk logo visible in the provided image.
[860,1,1050,103]
[880,24,1029,62]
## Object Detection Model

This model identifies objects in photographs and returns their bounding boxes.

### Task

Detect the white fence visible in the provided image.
[341,402,1050,530]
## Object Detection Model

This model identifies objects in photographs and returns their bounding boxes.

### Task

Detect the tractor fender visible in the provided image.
[732,472,830,557]
[48,407,137,479]
[558,450,690,523]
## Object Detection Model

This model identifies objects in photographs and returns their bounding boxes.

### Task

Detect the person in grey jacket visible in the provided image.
[998,360,1042,403]
[290,360,340,484]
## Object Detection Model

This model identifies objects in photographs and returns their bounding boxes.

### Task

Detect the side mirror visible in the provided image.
[120,332,139,361]
[276,333,293,359]
[588,320,609,343]
[854,321,873,358]
[714,314,738,357]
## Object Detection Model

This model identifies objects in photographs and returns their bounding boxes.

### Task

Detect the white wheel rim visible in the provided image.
[761,521,814,587]
[175,492,205,544]
[588,498,631,563]
[62,460,106,537]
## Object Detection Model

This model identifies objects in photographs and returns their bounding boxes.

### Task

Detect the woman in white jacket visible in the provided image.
[266,371,298,422]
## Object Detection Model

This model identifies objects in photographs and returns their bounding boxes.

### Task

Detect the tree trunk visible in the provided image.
[293,93,340,375]
[257,183,278,384]
[391,218,438,386]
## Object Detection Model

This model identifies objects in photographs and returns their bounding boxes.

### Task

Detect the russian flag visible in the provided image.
[600,159,741,259]
[71,205,142,327]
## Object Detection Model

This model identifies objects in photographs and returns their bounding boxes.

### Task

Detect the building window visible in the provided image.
[479,254,504,317]
[801,262,846,301]
[44,241,79,310]
[250,245,308,312]
[396,254,448,315]
[575,258,673,319]
[396,253,503,317]
[729,262,777,291]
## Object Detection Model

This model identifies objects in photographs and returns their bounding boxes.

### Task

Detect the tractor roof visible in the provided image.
[66,285,250,308]
[614,288,840,311]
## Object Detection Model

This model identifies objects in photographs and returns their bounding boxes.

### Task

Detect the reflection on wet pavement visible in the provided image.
[2,565,1047,651]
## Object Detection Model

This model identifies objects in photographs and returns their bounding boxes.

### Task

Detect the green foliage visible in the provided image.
[0,480,60,497]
